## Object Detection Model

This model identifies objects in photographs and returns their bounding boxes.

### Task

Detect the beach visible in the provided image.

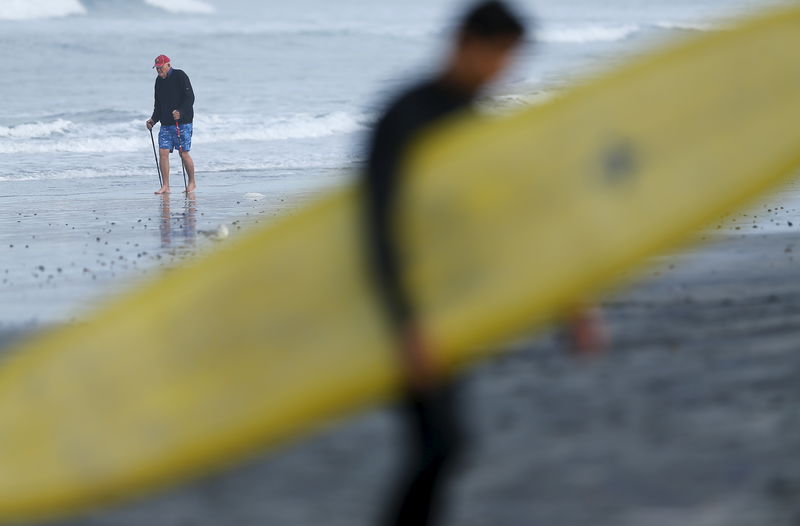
[2,0,799,524]
[3,177,800,525]
[6,190,792,526]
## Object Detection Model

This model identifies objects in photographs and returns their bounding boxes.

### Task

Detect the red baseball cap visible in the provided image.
[153,54,171,68]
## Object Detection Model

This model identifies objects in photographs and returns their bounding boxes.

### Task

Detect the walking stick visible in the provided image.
[175,120,188,192]
[149,126,163,187]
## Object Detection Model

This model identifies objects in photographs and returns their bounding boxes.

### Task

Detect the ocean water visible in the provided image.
[0,0,792,324]
[0,0,789,183]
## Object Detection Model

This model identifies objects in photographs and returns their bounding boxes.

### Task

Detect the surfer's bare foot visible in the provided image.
[185,183,196,193]
[155,185,170,194]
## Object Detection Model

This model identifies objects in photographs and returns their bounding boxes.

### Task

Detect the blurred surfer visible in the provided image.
[362,2,526,524]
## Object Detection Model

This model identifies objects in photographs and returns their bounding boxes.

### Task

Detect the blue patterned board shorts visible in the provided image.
[158,123,192,152]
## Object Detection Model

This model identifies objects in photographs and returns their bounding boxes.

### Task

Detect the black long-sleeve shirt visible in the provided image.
[363,78,473,330]
[150,68,195,126]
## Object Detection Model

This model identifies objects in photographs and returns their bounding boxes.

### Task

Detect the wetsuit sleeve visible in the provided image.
[364,111,416,330]
[177,71,195,119]
[151,80,160,124]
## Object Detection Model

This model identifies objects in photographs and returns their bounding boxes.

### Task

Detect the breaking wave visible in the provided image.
[539,23,642,44]
[142,0,214,14]
[0,112,367,154]
[0,0,85,21]
[537,21,719,44]
[0,119,75,139]
[0,0,215,21]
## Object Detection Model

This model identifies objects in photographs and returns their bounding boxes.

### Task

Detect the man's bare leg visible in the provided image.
[155,148,171,194]
[181,150,196,193]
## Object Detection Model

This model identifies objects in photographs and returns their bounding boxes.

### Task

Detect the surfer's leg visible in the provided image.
[385,383,463,526]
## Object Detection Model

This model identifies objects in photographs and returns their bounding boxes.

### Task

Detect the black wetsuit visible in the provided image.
[150,68,195,126]
[363,78,473,526]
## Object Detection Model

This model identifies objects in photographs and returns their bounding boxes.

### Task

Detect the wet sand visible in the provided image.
[0,169,345,326]
[3,181,800,526]
[26,229,798,526]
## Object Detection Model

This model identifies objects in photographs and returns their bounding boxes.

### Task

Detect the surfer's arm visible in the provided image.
[364,121,414,329]
[565,305,607,356]
[400,324,440,391]
[364,188,440,388]
[365,96,446,388]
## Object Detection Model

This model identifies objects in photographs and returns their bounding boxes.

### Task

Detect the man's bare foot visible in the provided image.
[185,183,196,193]
[155,185,170,194]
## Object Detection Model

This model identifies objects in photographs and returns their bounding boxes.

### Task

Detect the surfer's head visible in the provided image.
[446,1,528,94]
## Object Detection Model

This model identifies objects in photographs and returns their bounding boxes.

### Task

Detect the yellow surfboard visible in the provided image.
[3,5,800,523]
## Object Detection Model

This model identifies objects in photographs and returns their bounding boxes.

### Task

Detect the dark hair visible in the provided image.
[459,1,527,41]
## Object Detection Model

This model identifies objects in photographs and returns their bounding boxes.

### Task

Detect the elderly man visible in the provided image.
[146,54,196,194]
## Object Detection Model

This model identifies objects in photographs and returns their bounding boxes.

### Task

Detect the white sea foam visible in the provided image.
[195,112,366,144]
[0,167,140,182]
[0,137,146,155]
[539,23,642,44]
[0,0,85,20]
[0,119,75,139]
[143,0,215,14]
[654,21,720,32]
[0,112,366,155]
[0,117,147,153]
[537,20,721,45]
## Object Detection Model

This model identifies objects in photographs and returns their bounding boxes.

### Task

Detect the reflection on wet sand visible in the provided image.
[159,194,197,249]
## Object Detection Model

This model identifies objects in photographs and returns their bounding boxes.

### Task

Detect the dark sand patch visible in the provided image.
[7,231,792,526]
